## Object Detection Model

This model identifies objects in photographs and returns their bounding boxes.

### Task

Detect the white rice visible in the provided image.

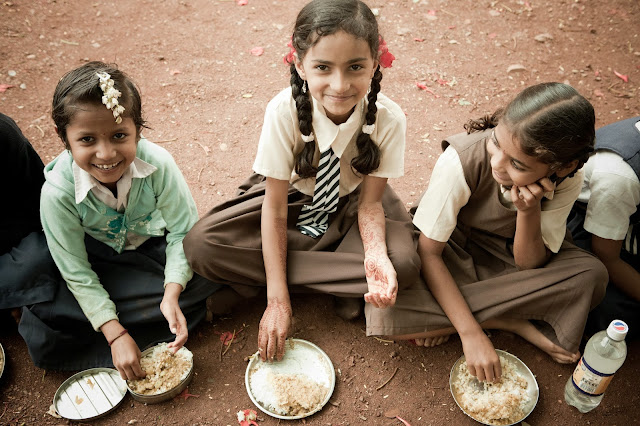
[127,343,192,395]
[249,343,330,416]
[452,355,531,426]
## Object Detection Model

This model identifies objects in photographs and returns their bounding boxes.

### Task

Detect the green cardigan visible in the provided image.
[40,138,198,330]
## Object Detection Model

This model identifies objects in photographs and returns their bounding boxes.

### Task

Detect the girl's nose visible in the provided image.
[96,141,116,160]
[490,149,506,171]
[330,72,349,93]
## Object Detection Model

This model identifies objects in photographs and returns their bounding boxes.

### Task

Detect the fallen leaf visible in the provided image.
[220,331,234,345]
[534,33,553,43]
[507,64,526,73]
[614,70,628,82]
[46,404,61,419]
[250,46,264,56]
[170,69,181,76]
[413,38,425,42]
[416,83,439,98]
[437,78,448,85]
[0,84,15,92]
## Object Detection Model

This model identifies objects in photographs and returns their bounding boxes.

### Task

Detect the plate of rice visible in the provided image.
[126,343,194,403]
[449,349,539,426]
[245,339,335,420]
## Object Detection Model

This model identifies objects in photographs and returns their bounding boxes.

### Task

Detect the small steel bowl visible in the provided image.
[126,345,194,404]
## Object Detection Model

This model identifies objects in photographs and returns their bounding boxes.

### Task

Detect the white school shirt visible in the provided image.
[577,150,640,251]
[73,157,157,249]
[252,87,406,196]
[413,145,583,253]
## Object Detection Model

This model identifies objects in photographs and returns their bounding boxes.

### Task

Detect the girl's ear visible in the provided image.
[370,60,379,79]
[294,53,307,80]
[555,159,579,178]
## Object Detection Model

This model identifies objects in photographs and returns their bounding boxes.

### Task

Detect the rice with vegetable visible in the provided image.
[452,355,530,425]
[127,343,192,395]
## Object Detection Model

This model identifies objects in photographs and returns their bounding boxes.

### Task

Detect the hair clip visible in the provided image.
[96,72,125,124]
[362,124,375,135]
[301,132,315,142]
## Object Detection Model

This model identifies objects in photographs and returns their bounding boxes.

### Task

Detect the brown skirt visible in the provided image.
[183,174,423,333]
[368,225,608,352]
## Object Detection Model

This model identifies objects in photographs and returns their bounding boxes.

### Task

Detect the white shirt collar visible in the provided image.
[311,96,365,157]
[73,157,157,209]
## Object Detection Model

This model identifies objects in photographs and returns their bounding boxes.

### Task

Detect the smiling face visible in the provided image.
[62,102,138,190]
[486,123,553,188]
[295,30,378,124]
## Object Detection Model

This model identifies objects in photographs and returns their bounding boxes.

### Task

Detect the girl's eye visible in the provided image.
[350,64,363,71]
[113,133,126,140]
[80,136,94,143]
[316,65,328,71]
[510,160,524,171]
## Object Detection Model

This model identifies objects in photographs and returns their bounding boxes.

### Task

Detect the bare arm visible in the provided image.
[512,178,555,269]
[358,175,397,308]
[258,177,292,361]
[592,235,640,301]
[418,233,501,381]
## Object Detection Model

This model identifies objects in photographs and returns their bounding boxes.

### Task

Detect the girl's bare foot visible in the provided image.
[414,334,450,347]
[485,317,580,364]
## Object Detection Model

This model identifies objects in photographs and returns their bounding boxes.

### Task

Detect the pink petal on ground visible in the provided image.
[0,84,15,92]
[488,33,497,39]
[614,70,628,82]
[396,416,412,426]
[427,10,437,15]
[170,69,181,76]
[413,38,425,42]
[250,46,264,56]
[593,89,605,97]
[236,0,248,5]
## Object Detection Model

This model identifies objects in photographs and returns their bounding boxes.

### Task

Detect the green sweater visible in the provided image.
[40,138,198,330]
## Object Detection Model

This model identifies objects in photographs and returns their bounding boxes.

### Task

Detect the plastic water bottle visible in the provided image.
[564,320,628,413]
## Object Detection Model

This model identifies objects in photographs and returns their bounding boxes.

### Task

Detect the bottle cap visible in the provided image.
[606,320,629,341]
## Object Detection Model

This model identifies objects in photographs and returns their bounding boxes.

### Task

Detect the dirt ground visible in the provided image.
[1,0,639,425]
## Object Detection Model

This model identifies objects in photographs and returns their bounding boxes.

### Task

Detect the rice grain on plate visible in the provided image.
[452,355,530,425]
[127,344,192,395]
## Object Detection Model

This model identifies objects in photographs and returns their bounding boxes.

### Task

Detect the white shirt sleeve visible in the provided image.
[540,170,584,253]
[252,92,297,181]
[584,153,640,240]
[413,146,471,242]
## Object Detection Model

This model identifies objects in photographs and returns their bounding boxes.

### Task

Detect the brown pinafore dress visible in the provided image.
[182,173,423,333]
[368,130,608,352]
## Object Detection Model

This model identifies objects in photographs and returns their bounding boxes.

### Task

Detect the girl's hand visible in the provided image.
[460,330,502,383]
[160,283,188,352]
[258,298,292,362]
[511,176,555,212]
[111,333,145,381]
[363,254,398,308]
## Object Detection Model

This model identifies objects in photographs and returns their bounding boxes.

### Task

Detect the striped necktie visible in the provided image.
[297,147,341,238]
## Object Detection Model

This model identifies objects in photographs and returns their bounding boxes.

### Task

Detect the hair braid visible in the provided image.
[290,63,317,178]
[351,67,382,175]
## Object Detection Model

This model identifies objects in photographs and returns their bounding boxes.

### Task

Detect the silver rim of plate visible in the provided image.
[245,338,336,420]
[0,343,5,380]
[449,349,540,426]
[53,368,127,420]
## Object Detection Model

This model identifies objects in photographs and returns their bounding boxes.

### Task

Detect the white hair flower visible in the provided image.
[96,71,125,124]
[362,123,375,135]
[300,132,315,143]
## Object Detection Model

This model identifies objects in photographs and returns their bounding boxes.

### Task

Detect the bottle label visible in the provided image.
[571,357,614,396]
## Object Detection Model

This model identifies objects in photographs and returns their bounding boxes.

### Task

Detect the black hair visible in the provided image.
[52,61,146,149]
[289,0,382,178]
[464,82,595,175]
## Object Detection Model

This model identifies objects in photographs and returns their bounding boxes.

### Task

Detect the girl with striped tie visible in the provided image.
[184,0,421,362]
